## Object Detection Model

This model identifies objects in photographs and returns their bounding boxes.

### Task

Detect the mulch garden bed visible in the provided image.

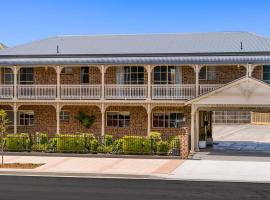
[0,163,44,169]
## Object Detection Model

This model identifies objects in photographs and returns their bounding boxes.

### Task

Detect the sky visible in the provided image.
[1,0,270,47]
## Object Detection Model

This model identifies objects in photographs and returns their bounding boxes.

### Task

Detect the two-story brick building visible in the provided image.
[1,32,270,153]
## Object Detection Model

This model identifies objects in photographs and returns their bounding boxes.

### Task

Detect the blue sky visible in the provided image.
[1,0,270,47]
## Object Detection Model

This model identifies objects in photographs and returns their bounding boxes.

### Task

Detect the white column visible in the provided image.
[147,66,151,100]
[101,104,105,137]
[13,103,17,134]
[147,104,151,136]
[195,65,200,97]
[13,66,18,100]
[56,103,60,134]
[56,66,61,100]
[190,105,196,153]
[195,109,200,151]
[101,65,105,100]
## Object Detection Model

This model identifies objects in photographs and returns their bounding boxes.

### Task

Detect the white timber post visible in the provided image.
[13,66,18,100]
[195,108,200,151]
[190,104,196,153]
[147,65,152,100]
[195,65,201,97]
[101,65,105,100]
[13,103,17,134]
[147,104,151,136]
[101,104,105,137]
[56,66,61,100]
[56,103,60,134]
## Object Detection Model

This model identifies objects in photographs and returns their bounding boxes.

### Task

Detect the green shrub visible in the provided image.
[122,136,151,154]
[56,134,85,153]
[105,134,113,146]
[5,133,30,151]
[89,138,99,152]
[112,138,124,153]
[36,132,48,145]
[47,137,58,151]
[157,141,169,155]
[149,132,162,153]
[168,136,180,150]
[84,133,99,152]
[97,144,112,153]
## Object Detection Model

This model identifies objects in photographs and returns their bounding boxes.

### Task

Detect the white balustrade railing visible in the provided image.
[17,85,57,99]
[152,84,195,100]
[0,85,13,99]
[61,85,101,99]
[199,84,224,95]
[105,84,147,99]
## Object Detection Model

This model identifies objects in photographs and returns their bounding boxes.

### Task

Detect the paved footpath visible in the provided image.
[0,155,183,177]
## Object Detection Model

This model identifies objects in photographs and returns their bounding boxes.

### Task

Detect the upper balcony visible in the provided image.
[0,64,257,101]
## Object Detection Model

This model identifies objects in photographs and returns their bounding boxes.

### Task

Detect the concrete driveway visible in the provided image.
[212,124,270,153]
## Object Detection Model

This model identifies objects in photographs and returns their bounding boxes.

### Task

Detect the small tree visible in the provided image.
[76,112,95,129]
[0,110,8,165]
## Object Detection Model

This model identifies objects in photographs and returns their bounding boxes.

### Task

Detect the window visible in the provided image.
[61,67,73,75]
[153,112,185,128]
[199,66,216,80]
[116,66,144,84]
[2,68,13,84]
[60,111,70,121]
[263,65,270,82]
[80,67,89,84]
[107,111,130,127]
[18,111,34,126]
[19,68,34,84]
[153,66,181,84]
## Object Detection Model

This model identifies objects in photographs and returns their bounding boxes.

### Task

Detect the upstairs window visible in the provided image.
[263,65,270,83]
[80,67,89,84]
[199,66,216,80]
[153,66,181,84]
[2,68,13,84]
[19,68,34,84]
[116,66,144,84]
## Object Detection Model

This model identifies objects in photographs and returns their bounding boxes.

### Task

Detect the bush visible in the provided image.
[122,136,151,154]
[56,134,85,153]
[112,138,124,153]
[36,132,48,145]
[5,133,30,151]
[47,137,58,151]
[84,134,99,152]
[168,136,180,150]
[149,132,161,153]
[105,134,113,146]
[157,141,169,155]
[97,144,112,153]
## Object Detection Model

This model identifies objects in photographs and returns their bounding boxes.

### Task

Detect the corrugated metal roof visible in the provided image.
[1,55,270,66]
[1,32,270,56]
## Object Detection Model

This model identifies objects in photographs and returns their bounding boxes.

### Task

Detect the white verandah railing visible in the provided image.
[17,85,57,99]
[152,84,195,100]
[105,84,147,99]
[61,85,101,99]
[0,85,13,99]
[199,84,224,95]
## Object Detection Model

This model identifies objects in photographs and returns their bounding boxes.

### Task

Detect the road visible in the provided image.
[0,176,269,200]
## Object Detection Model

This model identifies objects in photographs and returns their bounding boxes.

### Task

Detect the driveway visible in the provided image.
[212,124,270,153]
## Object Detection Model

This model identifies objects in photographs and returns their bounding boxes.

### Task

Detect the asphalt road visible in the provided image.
[0,176,269,200]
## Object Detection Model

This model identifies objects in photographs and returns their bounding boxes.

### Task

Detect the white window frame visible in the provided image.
[152,111,185,128]
[19,68,34,84]
[18,110,34,126]
[60,110,70,121]
[106,111,130,128]
[199,66,216,80]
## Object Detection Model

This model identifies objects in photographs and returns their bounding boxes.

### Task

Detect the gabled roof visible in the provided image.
[185,77,270,106]
[1,32,270,56]
[0,43,7,49]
